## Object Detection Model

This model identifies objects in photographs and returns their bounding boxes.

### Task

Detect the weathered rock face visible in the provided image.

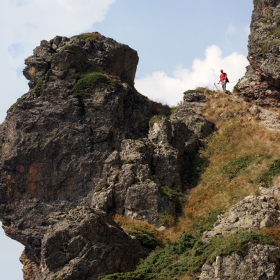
[200,243,280,280]
[0,33,214,279]
[203,191,280,241]
[200,187,280,279]
[238,0,280,107]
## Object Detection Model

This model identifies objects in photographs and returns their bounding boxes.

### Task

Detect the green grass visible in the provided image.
[233,78,242,93]
[33,75,45,96]
[70,70,108,98]
[270,19,280,38]
[220,155,255,179]
[72,32,100,43]
[258,41,280,54]
[95,180,109,192]
[189,209,224,237]
[148,115,164,127]
[33,70,52,96]
[257,157,280,187]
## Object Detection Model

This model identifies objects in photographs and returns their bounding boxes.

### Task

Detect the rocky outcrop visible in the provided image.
[238,0,280,107]
[0,33,213,279]
[200,187,280,279]
[200,243,280,280]
[203,189,280,241]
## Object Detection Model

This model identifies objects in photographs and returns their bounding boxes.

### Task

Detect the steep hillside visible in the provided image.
[102,90,280,280]
[0,34,213,280]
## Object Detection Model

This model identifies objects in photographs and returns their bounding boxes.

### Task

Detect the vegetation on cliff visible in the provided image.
[104,88,280,280]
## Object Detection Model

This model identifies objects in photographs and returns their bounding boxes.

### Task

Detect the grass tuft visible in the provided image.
[71,70,108,98]
[72,32,100,43]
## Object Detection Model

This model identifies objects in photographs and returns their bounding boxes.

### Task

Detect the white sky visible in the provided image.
[0,0,253,279]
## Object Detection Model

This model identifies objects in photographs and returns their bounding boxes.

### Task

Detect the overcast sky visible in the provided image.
[0,0,253,279]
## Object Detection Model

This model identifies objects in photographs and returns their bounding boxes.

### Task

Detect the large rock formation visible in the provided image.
[0,33,213,279]
[200,187,280,280]
[238,0,280,107]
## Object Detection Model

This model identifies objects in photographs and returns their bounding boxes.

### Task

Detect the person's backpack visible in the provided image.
[225,76,229,83]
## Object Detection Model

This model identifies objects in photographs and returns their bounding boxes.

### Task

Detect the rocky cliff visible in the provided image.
[0,33,213,279]
[238,0,280,107]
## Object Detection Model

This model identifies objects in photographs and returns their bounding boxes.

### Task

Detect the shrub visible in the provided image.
[95,180,109,192]
[70,70,108,98]
[33,75,45,96]
[100,231,274,280]
[170,101,183,116]
[190,209,224,237]
[220,155,254,179]
[257,157,280,187]
[233,78,241,93]
[33,69,52,97]
[125,225,163,249]
[159,214,176,227]
[72,32,100,43]
[149,115,164,127]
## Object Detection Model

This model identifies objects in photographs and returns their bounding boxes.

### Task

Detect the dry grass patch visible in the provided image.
[167,91,280,237]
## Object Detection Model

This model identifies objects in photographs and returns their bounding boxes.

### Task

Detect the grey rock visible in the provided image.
[238,0,280,108]
[200,243,280,280]
[203,194,280,241]
[0,33,214,279]
[36,207,149,280]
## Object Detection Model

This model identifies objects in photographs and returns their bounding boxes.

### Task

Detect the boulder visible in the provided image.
[200,243,280,280]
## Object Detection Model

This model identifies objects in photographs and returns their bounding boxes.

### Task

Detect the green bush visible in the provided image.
[125,225,163,249]
[33,69,52,97]
[148,115,164,127]
[95,180,109,192]
[33,76,45,96]
[170,101,183,116]
[72,32,100,43]
[221,155,254,179]
[70,70,108,98]
[190,209,224,237]
[159,186,186,213]
[159,186,186,203]
[257,157,280,187]
[233,78,241,93]
[100,231,274,280]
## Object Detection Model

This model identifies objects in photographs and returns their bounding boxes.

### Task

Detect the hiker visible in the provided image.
[218,69,227,92]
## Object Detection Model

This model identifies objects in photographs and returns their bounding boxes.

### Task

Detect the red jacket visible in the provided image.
[220,73,227,82]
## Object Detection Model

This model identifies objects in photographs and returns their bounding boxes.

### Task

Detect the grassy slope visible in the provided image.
[105,89,280,280]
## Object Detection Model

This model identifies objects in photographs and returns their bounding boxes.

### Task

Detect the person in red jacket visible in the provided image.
[218,69,227,92]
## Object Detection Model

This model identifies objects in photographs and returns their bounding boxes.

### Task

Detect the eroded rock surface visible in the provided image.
[238,0,280,107]
[203,193,280,241]
[0,33,213,279]
[200,187,280,279]
[200,243,280,280]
